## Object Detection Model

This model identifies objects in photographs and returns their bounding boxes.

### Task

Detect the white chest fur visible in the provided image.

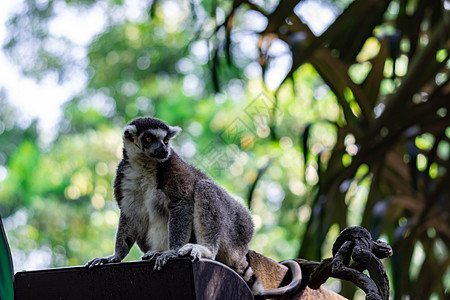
[119,162,169,252]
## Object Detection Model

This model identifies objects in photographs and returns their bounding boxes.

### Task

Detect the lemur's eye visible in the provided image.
[145,137,152,143]
[163,138,169,145]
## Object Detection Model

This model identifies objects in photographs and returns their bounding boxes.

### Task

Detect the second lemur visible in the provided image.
[86,117,264,295]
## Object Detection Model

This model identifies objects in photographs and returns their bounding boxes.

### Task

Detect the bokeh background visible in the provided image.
[0,0,449,299]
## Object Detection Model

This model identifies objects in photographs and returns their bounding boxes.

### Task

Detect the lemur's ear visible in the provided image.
[123,124,137,142]
[168,126,181,139]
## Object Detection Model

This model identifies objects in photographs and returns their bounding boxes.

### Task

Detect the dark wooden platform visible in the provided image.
[14,258,254,300]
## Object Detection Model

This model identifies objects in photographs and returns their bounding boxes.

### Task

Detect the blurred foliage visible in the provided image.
[1,0,449,299]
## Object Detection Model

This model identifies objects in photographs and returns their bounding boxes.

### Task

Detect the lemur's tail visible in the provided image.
[241,252,265,295]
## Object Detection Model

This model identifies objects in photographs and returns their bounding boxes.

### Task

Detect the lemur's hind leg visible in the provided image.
[178,180,222,260]
[177,179,265,295]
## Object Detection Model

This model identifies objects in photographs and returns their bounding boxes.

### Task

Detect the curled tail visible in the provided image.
[238,252,265,295]
[243,250,304,298]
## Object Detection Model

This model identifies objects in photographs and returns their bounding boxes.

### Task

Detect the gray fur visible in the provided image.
[86,117,263,295]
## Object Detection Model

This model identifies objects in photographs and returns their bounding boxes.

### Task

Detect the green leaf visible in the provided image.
[362,37,389,107]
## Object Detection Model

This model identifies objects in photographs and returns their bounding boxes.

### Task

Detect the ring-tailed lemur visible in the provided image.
[86,117,264,295]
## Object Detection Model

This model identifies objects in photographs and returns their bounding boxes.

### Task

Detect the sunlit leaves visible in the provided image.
[0,125,124,268]
[220,0,450,298]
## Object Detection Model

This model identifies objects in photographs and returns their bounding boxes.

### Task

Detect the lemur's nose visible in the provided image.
[155,144,168,159]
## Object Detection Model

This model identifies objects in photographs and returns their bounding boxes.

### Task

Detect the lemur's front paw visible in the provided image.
[142,250,162,261]
[178,243,214,261]
[85,255,120,268]
[153,250,178,271]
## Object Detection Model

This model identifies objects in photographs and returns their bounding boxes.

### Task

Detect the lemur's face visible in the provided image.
[122,117,181,161]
